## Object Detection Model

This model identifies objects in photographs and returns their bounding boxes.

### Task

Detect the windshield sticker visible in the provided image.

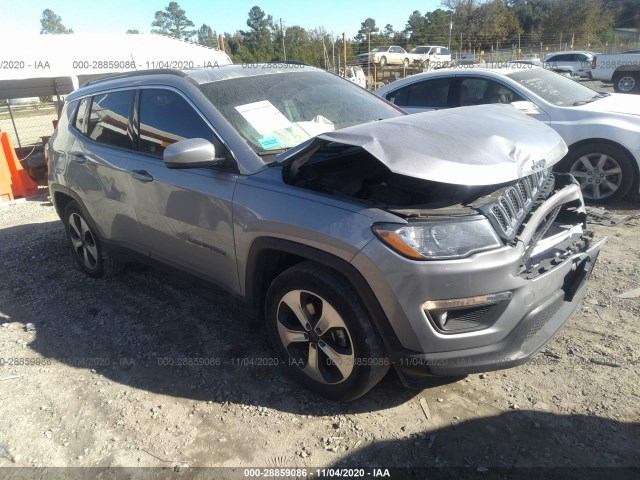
[235,100,293,135]
[258,135,282,150]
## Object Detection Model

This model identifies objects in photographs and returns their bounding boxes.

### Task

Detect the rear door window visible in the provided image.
[386,77,452,108]
[86,91,134,150]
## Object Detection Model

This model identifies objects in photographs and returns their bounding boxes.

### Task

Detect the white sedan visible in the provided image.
[375,66,640,203]
[356,46,410,68]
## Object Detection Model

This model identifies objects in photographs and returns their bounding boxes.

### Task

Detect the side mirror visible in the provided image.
[511,101,541,115]
[163,138,220,169]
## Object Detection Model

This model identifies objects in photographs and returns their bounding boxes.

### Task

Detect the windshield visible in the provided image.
[371,46,390,53]
[507,68,602,106]
[199,71,401,154]
[410,47,432,54]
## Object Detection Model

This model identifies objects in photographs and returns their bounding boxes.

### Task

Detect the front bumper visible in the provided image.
[392,237,604,387]
[350,179,605,388]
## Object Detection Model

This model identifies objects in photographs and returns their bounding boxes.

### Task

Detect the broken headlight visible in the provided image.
[373,217,502,260]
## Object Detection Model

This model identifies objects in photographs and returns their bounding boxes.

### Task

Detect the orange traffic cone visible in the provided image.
[0,138,14,201]
[0,132,39,200]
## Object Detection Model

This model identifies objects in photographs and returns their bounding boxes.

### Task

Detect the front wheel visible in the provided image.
[265,262,389,401]
[378,56,387,68]
[561,143,636,203]
[613,73,638,93]
[402,58,409,68]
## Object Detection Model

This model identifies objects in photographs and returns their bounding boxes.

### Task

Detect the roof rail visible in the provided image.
[81,69,187,87]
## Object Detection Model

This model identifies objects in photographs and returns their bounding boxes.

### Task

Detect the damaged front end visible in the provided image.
[279,104,598,269]
[278,105,605,382]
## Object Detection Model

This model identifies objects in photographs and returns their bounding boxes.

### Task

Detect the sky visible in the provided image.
[0,0,443,39]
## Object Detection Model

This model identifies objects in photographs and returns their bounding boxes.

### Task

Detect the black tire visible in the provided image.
[63,201,123,278]
[612,72,638,94]
[402,58,409,68]
[560,143,636,204]
[378,56,387,68]
[265,262,389,402]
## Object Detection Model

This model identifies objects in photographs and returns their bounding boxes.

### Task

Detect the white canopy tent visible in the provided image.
[0,33,232,99]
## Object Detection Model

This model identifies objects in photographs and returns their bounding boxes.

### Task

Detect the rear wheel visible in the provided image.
[265,262,389,401]
[613,72,638,93]
[562,143,635,203]
[402,58,409,68]
[64,201,123,278]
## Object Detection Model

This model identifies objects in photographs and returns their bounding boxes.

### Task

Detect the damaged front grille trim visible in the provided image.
[482,168,551,241]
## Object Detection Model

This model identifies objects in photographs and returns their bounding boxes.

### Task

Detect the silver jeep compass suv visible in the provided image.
[48,65,604,401]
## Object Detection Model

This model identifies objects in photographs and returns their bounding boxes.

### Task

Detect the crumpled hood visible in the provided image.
[282,104,567,186]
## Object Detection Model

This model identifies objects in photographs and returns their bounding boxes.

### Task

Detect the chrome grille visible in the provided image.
[482,168,552,241]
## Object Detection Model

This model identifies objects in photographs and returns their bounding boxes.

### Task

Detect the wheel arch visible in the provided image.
[50,184,86,220]
[244,237,403,353]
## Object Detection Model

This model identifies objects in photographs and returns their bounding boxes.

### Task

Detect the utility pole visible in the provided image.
[343,32,347,78]
[332,32,335,73]
[448,12,452,52]
[280,18,286,61]
[368,31,371,79]
[559,32,563,51]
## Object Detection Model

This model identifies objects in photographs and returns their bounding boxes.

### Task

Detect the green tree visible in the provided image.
[244,6,275,61]
[604,0,640,28]
[383,24,395,38]
[40,9,73,34]
[126,29,140,34]
[405,10,428,44]
[543,0,614,48]
[441,0,521,51]
[151,2,195,40]
[224,31,251,61]
[197,24,218,48]
[506,0,551,34]
[282,25,309,62]
[355,18,379,42]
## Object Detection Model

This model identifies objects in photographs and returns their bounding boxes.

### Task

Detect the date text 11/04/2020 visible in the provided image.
[243,468,391,477]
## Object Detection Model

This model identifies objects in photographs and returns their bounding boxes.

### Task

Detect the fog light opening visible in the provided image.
[423,291,513,333]
[432,310,449,329]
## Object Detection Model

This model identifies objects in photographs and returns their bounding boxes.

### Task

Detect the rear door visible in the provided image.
[68,90,143,250]
[126,87,240,292]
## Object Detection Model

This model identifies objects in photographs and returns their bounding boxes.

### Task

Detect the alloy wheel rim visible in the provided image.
[617,76,636,93]
[570,153,623,200]
[276,290,354,385]
[68,212,98,270]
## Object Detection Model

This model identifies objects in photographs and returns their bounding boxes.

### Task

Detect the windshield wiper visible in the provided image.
[257,148,289,157]
[572,93,608,106]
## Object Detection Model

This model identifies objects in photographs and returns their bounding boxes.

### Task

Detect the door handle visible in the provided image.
[129,169,154,182]
[69,152,86,164]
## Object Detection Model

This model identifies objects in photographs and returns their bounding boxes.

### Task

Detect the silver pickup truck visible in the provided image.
[591,52,640,93]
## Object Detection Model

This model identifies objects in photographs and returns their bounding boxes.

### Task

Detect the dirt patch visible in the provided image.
[0,193,638,473]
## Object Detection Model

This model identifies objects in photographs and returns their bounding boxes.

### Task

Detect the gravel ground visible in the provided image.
[0,189,639,477]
